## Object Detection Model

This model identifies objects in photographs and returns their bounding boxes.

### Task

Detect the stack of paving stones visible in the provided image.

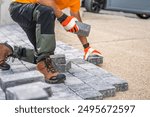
[0,24,128,100]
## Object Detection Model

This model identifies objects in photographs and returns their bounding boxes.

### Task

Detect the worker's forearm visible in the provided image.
[77,35,88,45]
[70,11,82,22]
[71,11,89,45]
[37,0,63,18]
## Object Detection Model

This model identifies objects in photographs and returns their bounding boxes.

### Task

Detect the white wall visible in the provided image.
[0,0,14,25]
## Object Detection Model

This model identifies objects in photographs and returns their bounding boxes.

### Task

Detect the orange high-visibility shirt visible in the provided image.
[13,0,80,12]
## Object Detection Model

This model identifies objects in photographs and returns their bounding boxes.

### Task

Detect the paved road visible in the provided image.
[55,10,150,99]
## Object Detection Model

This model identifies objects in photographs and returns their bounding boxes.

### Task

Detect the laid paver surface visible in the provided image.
[55,10,150,100]
[0,24,128,100]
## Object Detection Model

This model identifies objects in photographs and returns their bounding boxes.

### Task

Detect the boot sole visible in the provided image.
[45,77,66,84]
[0,64,10,70]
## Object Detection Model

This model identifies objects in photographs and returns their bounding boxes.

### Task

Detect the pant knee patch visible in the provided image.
[33,5,56,34]
[36,34,56,55]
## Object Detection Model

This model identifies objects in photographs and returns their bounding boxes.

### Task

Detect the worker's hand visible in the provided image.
[84,47,102,60]
[57,14,79,33]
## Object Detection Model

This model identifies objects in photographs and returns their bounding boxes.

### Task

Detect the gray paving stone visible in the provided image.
[68,63,98,82]
[73,61,128,92]
[70,58,88,64]
[56,41,66,45]
[71,59,98,69]
[22,62,36,71]
[68,83,91,92]
[86,68,109,77]
[75,21,91,37]
[49,84,69,92]
[87,80,116,97]
[0,71,44,91]
[55,47,65,54]
[68,83,103,100]
[0,88,5,100]
[65,53,76,60]
[73,53,83,59]
[64,48,81,53]
[18,82,52,96]
[50,54,66,64]
[67,63,116,97]
[74,72,94,82]
[76,88,103,100]
[71,60,108,77]
[68,64,102,85]
[7,35,20,41]
[63,72,73,77]
[87,55,103,65]
[64,75,83,86]
[48,83,82,100]
[101,73,128,91]
[16,41,26,46]
[68,63,86,75]
[54,61,71,72]
[6,85,48,100]
[49,95,82,100]
[75,69,123,95]
[64,50,83,59]
[69,72,116,97]
[0,28,12,35]
[71,59,127,92]
[8,59,22,65]
[49,88,82,100]
[11,64,29,73]
[57,44,75,51]
[78,62,104,71]
[0,69,14,77]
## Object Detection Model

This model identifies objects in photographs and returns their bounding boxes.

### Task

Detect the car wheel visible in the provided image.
[136,14,150,19]
[84,0,105,13]
[81,0,85,7]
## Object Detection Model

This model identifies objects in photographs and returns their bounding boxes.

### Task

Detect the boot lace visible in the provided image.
[44,58,57,73]
[0,54,12,64]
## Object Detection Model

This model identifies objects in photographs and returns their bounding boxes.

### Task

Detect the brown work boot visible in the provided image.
[36,58,66,84]
[0,43,13,70]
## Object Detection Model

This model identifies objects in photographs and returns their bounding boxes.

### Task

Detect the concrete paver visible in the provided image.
[0,70,44,91]
[6,85,49,100]
[0,88,5,100]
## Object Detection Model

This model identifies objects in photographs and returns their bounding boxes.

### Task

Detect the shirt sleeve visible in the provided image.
[70,0,80,12]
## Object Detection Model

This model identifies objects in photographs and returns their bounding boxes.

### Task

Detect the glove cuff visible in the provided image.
[57,13,68,23]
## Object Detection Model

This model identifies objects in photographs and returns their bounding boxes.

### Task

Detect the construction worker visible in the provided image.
[0,0,102,84]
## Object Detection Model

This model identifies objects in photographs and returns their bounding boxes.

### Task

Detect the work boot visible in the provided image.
[0,43,13,70]
[36,58,66,84]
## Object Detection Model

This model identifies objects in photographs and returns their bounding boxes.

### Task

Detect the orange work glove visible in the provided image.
[57,14,79,33]
[84,47,102,60]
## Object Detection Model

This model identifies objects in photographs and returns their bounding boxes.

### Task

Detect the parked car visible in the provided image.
[82,0,150,19]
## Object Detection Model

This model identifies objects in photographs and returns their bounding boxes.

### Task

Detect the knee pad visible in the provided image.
[36,32,56,62]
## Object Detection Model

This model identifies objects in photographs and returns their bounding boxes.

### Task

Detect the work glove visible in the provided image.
[84,47,102,61]
[57,14,79,33]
